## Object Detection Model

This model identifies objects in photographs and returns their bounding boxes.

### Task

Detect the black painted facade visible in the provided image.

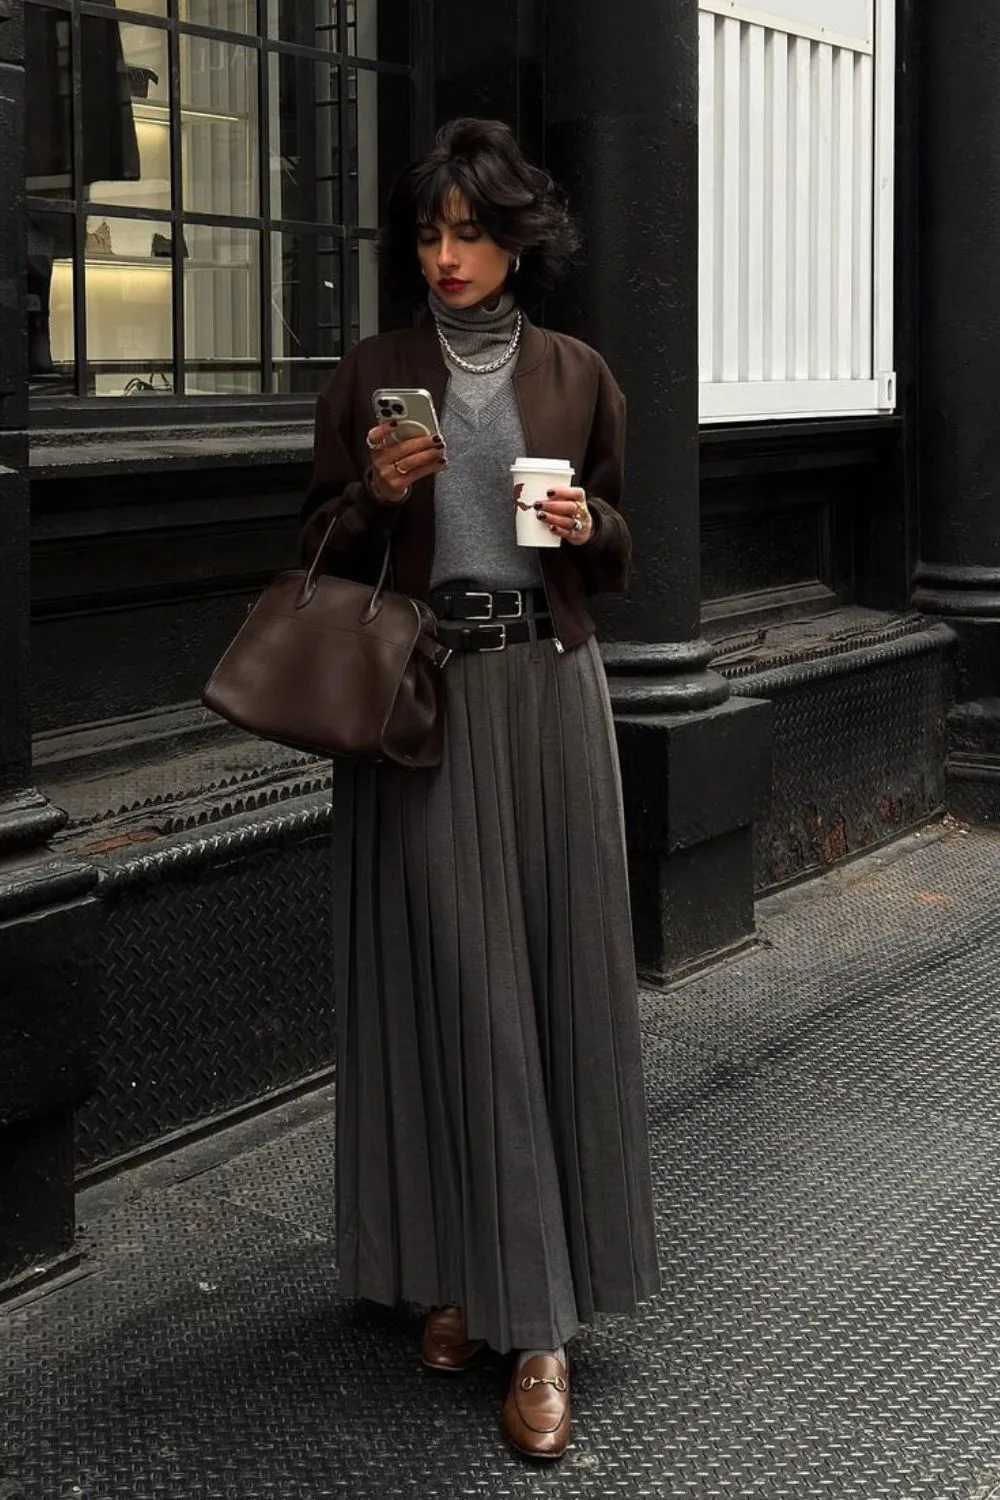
[0,0,991,1292]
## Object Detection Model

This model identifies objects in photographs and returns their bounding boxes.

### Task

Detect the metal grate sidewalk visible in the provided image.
[4,822,1000,1499]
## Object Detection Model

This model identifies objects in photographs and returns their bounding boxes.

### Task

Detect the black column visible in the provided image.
[545,0,700,651]
[543,0,772,976]
[912,0,1000,819]
[0,1,98,1300]
[428,0,545,164]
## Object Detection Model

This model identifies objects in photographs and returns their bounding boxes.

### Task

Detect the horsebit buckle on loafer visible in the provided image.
[520,1374,568,1392]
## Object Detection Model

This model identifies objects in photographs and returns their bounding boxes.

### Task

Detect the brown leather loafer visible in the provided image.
[501,1353,571,1460]
[420,1305,486,1373]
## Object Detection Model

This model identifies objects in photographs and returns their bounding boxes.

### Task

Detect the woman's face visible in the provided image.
[417,193,514,309]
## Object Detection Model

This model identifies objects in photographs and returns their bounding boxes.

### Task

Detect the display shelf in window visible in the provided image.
[132,100,244,127]
[82,256,254,272]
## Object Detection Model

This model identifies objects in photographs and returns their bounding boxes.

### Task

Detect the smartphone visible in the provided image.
[372,387,443,443]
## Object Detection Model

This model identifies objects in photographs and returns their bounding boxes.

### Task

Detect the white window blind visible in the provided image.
[698,0,895,424]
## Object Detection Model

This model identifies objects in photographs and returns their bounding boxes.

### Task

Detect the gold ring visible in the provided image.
[575,499,587,521]
[393,459,409,477]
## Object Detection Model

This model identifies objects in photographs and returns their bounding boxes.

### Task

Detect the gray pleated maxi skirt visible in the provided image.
[332,634,661,1354]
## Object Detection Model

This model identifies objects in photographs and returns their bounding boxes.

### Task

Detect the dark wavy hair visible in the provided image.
[379,118,580,305]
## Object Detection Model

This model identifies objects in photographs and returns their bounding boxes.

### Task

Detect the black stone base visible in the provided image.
[947,697,1000,823]
[0,855,99,1289]
[936,615,1000,700]
[723,612,955,890]
[0,1112,76,1292]
[901,603,1000,822]
[615,698,773,979]
[630,827,757,983]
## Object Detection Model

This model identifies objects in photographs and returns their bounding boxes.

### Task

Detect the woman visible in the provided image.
[301,118,660,1461]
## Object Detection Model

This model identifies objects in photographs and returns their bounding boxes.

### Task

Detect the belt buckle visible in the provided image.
[465,591,494,621]
[496,590,524,619]
[480,622,507,652]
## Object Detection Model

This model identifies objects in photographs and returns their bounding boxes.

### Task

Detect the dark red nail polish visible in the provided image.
[546,489,555,497]
[432,435,444,446]
[390,419,398,427]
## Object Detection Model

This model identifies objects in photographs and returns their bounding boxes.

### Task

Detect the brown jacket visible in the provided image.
[300,313,631,650]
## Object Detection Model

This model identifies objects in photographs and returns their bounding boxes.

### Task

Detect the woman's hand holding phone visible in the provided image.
[365,422,448,505]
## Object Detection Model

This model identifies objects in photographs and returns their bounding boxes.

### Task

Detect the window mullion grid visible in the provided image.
[34,0,404,406]
[258,0,274,393]
[167,8,186,394]
[68,202,173,224]
[69,2,88,395]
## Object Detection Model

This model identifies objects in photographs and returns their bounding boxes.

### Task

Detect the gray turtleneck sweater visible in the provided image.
[429,290,542,593]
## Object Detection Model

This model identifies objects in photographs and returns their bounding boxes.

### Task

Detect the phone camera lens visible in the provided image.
[391,402,405,415]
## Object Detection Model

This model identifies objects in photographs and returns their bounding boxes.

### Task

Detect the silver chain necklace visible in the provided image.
[434,310,523,376]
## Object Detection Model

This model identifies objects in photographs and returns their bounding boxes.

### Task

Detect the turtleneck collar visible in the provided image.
[428,287,520,369]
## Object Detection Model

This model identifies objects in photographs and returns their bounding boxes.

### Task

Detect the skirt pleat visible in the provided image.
[333,635,660,1354]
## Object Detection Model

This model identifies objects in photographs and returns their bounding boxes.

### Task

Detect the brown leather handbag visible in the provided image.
[202,509,449,768]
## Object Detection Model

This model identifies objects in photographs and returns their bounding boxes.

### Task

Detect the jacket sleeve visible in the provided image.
[298,346,392,580]
[575,355,632,595]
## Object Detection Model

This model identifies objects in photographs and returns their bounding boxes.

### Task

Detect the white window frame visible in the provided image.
[698,0,896,425]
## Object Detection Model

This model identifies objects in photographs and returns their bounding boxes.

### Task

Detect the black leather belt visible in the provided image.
[437,617,556,654]
[430,587,547,622]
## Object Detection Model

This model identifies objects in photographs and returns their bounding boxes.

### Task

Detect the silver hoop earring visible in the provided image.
[512,253,521,275]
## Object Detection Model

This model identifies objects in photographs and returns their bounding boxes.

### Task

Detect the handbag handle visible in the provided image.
[296,496,393,616]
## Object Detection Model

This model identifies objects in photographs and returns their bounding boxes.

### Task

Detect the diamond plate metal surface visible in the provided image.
[5,823,1000,1498]
[731,641,952,891]
[76,825,335,1171]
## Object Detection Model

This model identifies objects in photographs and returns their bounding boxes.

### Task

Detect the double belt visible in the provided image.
[431,587,553,655]
[437,617,556,655]
[430,587,547,623]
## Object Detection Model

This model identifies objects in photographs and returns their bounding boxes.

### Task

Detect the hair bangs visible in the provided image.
[411,161,489,232]
[379,117,580,307]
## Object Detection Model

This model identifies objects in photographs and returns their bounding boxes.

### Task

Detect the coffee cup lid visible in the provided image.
[509,457,574,473]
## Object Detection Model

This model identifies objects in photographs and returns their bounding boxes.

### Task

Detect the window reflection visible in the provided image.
[271,233,340,394]
[90,25,172,214]
[348,0,410,66]
[26,1,145,383]
[24,6,73,200]
[181,0,255,33]
[269,54,339,224]
[29,211,74,385]
[83,216,174,396]
[24,0,411,396]
[267,1,338,51]
[185,226,261,395]
[181,34,259,218]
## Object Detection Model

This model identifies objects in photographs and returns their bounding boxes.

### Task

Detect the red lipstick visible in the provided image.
[438,278,469,293]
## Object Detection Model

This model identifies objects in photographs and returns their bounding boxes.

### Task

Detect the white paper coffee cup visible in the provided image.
[511,457,575,548]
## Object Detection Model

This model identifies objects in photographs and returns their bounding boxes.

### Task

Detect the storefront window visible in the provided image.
[23,0,412,399]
